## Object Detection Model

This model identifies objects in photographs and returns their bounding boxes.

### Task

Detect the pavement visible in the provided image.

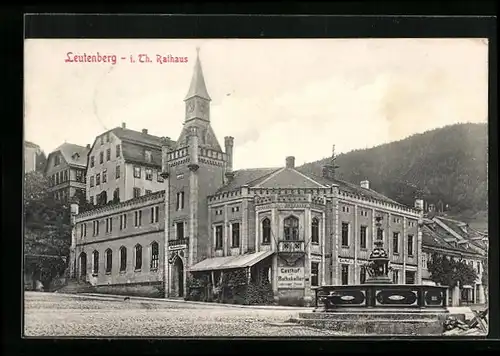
[23,292,342,337]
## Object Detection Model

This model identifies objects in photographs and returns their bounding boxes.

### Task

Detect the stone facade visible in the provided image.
[70,50,441,305]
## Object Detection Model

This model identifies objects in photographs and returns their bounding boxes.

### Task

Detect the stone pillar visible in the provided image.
[69,203,79,278]
[402,216,407,279]
[321,209,326,286]
[188,126,199,268]
[416,214,424,284]
[241,186,249,254]
[452,283,461,307]
[255,210,260,252]
[222,204,229,255]
[272,254,279,303]
[478,284,486,304]
[304,202,313,306]
[332,191,340,285]
[353,204,359,284]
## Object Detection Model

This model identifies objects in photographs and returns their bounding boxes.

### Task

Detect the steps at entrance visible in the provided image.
[55,279,96,294]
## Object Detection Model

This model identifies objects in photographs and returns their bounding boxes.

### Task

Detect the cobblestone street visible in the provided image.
[24,292,347,337]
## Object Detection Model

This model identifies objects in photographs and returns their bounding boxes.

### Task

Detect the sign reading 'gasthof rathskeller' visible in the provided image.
[277,267,305,288]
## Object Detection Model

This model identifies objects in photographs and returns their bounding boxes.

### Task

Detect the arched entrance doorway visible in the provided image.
[79,252,87,280]
[171,256,184,298]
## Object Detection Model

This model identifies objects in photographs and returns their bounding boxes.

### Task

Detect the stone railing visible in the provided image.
[278,240,305,253]
[168,238,189,247]
[313,284,448,310]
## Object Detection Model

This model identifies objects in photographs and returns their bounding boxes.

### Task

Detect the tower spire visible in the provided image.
[184,48,211,101]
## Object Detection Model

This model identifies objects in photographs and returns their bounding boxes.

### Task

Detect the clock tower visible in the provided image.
[184,47,211,123]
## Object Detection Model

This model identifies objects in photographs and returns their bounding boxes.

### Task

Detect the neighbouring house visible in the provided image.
[85,123,175,206]
[45,143,90,202]
[421,215,488,306]
[24,140,42,173]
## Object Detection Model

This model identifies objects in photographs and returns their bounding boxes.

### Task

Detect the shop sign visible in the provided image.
[277,267,305,288]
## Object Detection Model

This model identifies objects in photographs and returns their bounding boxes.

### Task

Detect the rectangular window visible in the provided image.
[393,270,399,284]
[311,262,319,287]
[134,210,142,227]
[106,148,111,161]
[231,223,240,248]
[341,222,349,247]
[407,234,414,256]
[90,196,94,205]
[145,150,152,162]
[360,225,367,249]
[133,187,141,198]
[96,173,101,186]
[215,225,223,250]
[90,176,95,188]
[157,171,164,182]
[76,169,84,182]
[393,232,400,254]
[149,206,159,223]
[83,223,87,237]
[176,222,184,240]
[176,191,185,210]
[105,217,112,233]
[360,266,366,284]
[377,228,384,240]
[99,151,104,164]
[120,214,127,230]
[405,271,416,285]
[133,166,141,178]
[115,165,120,179]
[93,220,99,236]
[341,264,349,285]
[80,224,84,238]
[90,156,95,167]
[116,144,121,157]
[145,168,153,181]
[102,169,107,183]
[55,155,60,166]
[64,170,68,181]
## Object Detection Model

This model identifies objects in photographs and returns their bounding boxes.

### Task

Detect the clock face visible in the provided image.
[187,101,195,113]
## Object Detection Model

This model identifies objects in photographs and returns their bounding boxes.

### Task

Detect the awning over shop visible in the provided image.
[189,251,274,272]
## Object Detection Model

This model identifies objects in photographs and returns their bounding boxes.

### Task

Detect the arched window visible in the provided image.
[79,252,87,277]
[311,217,319,244]
[105,249,112,273]
[119,246,127,272]
[284,216,299,241]
[92,250,99,274]
[150,242,159,270]
[135,244,142,271]
[262,218,271,244]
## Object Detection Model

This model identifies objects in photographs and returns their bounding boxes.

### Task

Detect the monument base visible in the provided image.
[298,308,449,336]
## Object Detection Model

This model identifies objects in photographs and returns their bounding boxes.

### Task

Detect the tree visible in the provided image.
[24,171,72,287]
[427,253,478,288]
[73,189,93,213]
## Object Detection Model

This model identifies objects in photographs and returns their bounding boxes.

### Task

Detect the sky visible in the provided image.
[24,38,488,169]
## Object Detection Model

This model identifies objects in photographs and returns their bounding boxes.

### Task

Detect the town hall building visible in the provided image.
[70,51,424,305]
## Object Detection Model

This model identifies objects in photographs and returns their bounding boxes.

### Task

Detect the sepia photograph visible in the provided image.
[23,36,489,337]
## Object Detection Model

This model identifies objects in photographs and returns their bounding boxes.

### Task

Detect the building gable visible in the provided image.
[254,168,326,189]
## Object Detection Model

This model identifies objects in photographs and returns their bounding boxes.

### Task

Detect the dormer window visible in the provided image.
[72,152,80,160]
[145,150,152,163]
[54,155,61,166]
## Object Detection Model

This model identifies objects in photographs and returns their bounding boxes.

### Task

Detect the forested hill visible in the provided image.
[298,123,488,220]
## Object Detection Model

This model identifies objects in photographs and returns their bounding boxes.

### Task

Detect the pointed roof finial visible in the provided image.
[185,47,211,101]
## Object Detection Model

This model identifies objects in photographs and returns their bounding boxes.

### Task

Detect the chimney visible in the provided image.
[286,156,295,169]
[360,180,370,189]
[224,136,234,177]
[415,199,424,211]
[86,144,90,149]
[121,122,126,129]
[142,129,148,134]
